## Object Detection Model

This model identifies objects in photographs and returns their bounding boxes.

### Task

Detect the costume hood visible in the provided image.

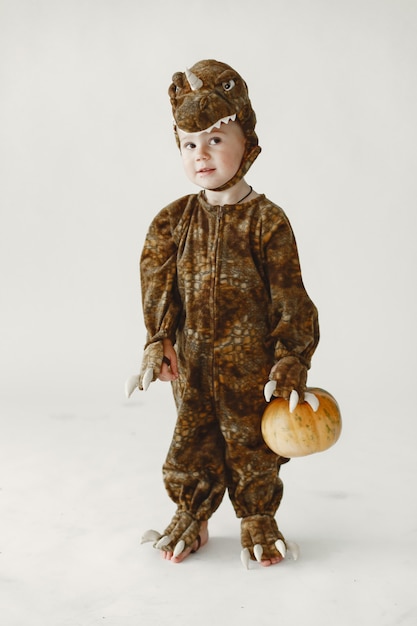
[168,59,261,191]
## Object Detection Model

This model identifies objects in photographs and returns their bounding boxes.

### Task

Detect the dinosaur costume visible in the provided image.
[137,60,319,565]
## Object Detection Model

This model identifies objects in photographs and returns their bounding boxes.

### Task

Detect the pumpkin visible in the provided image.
[261,387,342,458]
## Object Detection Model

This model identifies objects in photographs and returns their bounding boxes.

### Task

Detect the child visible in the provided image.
[135,59,319,567]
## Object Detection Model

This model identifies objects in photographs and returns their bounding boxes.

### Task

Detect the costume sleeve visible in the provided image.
[264,209,319,368]
[140,205,182,347]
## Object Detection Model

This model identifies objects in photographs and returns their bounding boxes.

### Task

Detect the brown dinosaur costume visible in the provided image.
[137,60,319,565]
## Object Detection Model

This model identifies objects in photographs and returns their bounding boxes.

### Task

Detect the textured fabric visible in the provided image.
[241,514,286,561]
[138,341,163,389]
[157,510,201,554]
[140,192,319,525]
[269,355,308,400]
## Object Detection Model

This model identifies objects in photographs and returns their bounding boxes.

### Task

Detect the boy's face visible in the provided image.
[177,120,246,190]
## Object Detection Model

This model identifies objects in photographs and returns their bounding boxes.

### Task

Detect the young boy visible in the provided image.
[134,59,319,567]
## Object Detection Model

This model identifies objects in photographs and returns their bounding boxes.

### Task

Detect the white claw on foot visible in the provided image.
[173,539,185,558]
[140,529,162,544]
[241,547,250,569]
[155,535,171,550]
[142,367,154,391]
[275,539,286,558]
[286,541,300,561]
[304,392,319,412]
[289,389,299,413]
[125,374,140,398]
[264,380,277,402]
[254,544,263,562]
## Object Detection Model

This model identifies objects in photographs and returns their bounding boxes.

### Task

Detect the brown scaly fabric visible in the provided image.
[241,514,286,561]
[168,59,261,191]
[138,59,319,561]
[140,189,319,559]
[157,510,201,554]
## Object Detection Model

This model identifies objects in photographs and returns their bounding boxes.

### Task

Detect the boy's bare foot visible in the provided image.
[161,520,209,563]
[259,553,284,567]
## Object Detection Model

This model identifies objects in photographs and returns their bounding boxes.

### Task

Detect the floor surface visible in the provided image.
[1,386,416,626]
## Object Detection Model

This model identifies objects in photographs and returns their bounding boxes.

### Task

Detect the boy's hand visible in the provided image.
[125,340,179,397]
[265,356,307,407]
[137,341,164,390]
[158,339,179,382]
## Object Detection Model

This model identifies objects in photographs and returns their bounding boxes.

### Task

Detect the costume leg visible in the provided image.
[225,432,288,560]
[160,387,227,552]
[219,381,289,561]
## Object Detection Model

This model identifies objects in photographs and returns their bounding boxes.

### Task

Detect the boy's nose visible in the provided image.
[196,148,208,160]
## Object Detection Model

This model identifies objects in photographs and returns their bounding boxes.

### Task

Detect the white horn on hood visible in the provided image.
[185,67,203,91]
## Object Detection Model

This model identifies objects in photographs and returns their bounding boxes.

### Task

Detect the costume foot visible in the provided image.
[241,539,299,568]
[141,511,207,563]
[240,514,295,569]
[161,521,208,563]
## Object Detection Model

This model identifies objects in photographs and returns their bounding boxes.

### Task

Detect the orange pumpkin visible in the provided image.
[261,387,342,458]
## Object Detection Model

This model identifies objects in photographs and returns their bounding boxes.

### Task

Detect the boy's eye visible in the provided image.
[209,137,221,145]
[222,79,235,91]
[184,142,196,149]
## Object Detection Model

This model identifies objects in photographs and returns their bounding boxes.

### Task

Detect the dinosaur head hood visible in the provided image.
[168,59,261,191]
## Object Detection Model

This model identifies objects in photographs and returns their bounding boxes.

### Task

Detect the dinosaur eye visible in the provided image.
[222,79,235,92]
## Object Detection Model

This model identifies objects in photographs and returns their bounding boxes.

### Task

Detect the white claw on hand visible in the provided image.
[253,544,263,562]
[241,547,250,569]
[142,367,154,391]
[289,389,299,413]
[304,392,319,412]
[275,539,286,558]
[264,380,277,402]
[173,540,185,558]
[155,535,171,550]
[125,374,140,398]
[286,541,300,561]
[140,529,162,544]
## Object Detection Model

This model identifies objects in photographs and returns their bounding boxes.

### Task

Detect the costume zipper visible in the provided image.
[211,206,223,403]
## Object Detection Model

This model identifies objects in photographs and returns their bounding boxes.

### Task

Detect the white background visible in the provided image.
[1,1,416,624]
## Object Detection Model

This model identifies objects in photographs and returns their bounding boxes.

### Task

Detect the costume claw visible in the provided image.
[286,541,300,560]
[254,544,263,562]
[289,389,299,413]
[125,374,140,398]
[140,529,162,544]
[155,535,171,550]
[142,367,154,391]
[264,380,277,402]
[304,391,319,412]
[241,547,250,569]
[173,540,185,558]
[275,539,286,558]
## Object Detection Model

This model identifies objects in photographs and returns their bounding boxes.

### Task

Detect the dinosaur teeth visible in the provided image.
[177,114,237,136]
[205,114,236,133]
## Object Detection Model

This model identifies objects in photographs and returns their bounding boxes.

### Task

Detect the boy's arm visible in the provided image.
[140,208,182,347]
[135,208,182,391]
[264,213,319,404]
